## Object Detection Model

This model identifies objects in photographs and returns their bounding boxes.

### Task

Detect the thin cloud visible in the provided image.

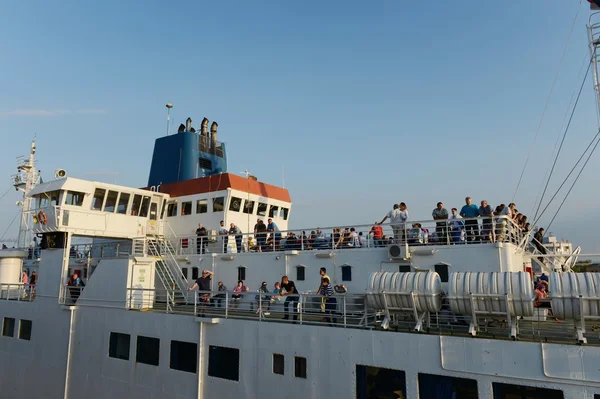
[0,108,108,117]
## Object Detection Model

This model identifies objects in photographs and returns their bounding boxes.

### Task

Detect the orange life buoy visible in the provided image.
[38,210,48,225]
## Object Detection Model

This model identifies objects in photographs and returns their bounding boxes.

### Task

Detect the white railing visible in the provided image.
[162,216,529,256]
[0,283,33,302]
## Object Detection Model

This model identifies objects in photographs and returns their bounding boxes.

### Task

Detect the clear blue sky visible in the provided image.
[1,1,599,252]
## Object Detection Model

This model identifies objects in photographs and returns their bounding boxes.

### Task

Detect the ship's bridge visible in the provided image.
[26,177,170,239]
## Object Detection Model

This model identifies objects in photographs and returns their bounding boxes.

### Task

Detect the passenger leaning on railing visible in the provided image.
[319,277,337,326]
[67,272,85,304]
[280,276,298,321]
[188,270,213,303]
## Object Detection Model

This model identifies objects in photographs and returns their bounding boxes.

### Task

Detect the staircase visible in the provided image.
[146,238,189,308]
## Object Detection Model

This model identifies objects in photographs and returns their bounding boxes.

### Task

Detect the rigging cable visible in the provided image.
[0,186,13,202]
[533,127,600,226]
[546,132,600,231]
[0,210,20,242]
[512,1,583,202]
[532,57,592,221]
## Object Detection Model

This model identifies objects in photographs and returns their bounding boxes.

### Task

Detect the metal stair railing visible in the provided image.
[146,239,189,307]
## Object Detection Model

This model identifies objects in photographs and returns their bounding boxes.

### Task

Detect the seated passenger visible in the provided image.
[407,223,428,244]
[232,280,249,308]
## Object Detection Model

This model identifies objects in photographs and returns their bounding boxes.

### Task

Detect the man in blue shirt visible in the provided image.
[267,218,281,251]
[460,197,480,242]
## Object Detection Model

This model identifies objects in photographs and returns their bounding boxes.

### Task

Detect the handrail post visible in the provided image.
[225,291,229,319]
[343,295,347,328]
[299,294,303,325]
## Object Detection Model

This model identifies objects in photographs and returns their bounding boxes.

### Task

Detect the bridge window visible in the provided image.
[296,265,305,281]
[257,202,267,216]
[170,340,197,373]
[91,188,106,211]
[103,190,119,213]
[65,191,84,206]
[139,196,151,217]
[243,200,255,215]
[160,199,166,219]
[131,194,142,216]
[181,201,192,216]
[40,190,60,208]
[356,365,406,399]
[294,356,307,379]
[273,354,284,375]
[18,319,32,340]
[269,205,279,218]
[136,335,160,366]
[2,317,15,337]
[213,197,224,212]
[341,265,352,281]
[208,345,239,381]
[229,197,242,212]
[280,207,289,220]
[117,193,130,214]
[167,202,177,217]
[493,382,563,399]
[109,332,130,360]
[149,202,158,220]
[418,373,477,399]
[238,266,246,281]
[196,199,208,214]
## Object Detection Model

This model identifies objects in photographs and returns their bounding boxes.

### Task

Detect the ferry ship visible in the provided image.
[3,10,600,399]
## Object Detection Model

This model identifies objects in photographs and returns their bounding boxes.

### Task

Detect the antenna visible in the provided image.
[166,103,173,135]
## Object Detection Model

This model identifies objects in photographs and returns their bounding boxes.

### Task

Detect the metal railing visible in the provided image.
[162,216,529,256]
[69,240,134,259]
[0,283,34,302]
[117,287,600,345]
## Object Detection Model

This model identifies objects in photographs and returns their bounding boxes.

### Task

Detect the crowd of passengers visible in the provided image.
[187,267,344,325]
[191,197,536,253]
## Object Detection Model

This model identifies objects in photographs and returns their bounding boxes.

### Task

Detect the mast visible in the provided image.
[13,139,39,249]
[587,12,600,115]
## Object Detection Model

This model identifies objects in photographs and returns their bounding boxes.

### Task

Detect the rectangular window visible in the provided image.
[139,196,151,217]
[160,199,167,219]
[208,345,239,381]
[136,335,160,366]
[117,193,130,214]
[435,264,449,283]
[181,201,192,216]
[196,199,208,214]
[493,382,564,399]
[356,365,406,399]
[399,265,411,273]
[181,267,188,279]
[2,317,15,337]
[229,197,242,212]
[65,191,84,206]
[238,267,246,281]
[170,340,198,373]
[103,190,119,213]
[167,202,177,217]
[109,332,130,360]
[296,266,305,281]
[257,202,268,216]
[341,265,352,281]
[199,157,212,169]
[149,202,158,221]
[273,354,284,375]
[18,319,32,340]
[243,200,255,215]
[39,190,60,208]
[91,188,106,211]
[213,197,224,212]
[419,373,477,399]
[294,356,307,379]
[131,194,142,216]
[269,205,279,218]
[280,207,289,220]
[192,267,199,280]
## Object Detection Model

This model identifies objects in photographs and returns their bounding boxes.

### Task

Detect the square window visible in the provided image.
[91,188,106,211]
[2,317,15,337]
[136,335,160,366]
[294,356,307,378]
[65,191,84,206]
[257,202,268,216]
[208,345,239,381]
[170,340,197,373]
[243,200,255,214]
[213,197,225,212]
[229,197,242,212]
[181,201,192,216]
[273,353,284,375]
[109,332,130,360]
[196,199,208,214]
[18,320,32,340]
